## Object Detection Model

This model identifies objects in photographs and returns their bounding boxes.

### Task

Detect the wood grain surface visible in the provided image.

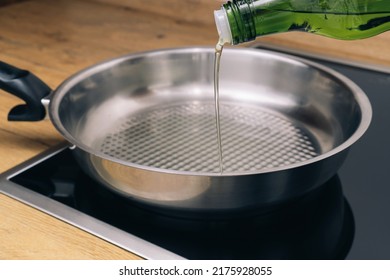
[0,0,389,259]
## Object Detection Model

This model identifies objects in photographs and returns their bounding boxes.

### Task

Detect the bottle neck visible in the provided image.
[223,0,257,45]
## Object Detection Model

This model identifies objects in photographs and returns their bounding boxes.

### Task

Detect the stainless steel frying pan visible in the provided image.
[0,47,372,213]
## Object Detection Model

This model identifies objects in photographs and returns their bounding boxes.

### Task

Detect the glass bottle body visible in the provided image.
[215,0,390,45]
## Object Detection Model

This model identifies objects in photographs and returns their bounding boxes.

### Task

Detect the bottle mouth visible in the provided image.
[214,8,233,44]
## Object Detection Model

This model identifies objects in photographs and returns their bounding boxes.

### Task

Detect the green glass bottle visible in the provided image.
[214,0,390,45]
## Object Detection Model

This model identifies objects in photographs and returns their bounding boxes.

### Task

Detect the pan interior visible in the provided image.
[53,48,366,175]
[97,101,319,173]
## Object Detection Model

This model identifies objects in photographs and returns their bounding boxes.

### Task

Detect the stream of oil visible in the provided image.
[214,40,224,174]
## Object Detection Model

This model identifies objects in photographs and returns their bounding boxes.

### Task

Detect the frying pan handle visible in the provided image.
[0,61,51,121]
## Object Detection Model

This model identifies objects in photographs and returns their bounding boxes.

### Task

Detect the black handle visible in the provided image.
[0,61,52,121]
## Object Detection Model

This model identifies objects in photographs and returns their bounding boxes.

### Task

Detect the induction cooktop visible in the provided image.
[1,46,389,260]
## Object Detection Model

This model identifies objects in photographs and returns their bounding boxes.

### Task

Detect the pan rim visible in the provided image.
[49,46,372,177]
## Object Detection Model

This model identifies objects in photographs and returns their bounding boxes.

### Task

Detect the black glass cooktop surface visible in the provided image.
[2,49,390,260]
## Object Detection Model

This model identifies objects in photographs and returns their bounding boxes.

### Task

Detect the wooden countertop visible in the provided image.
[0,0,389,259]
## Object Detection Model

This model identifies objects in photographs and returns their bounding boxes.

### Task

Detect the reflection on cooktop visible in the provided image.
[11,149,354,260]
